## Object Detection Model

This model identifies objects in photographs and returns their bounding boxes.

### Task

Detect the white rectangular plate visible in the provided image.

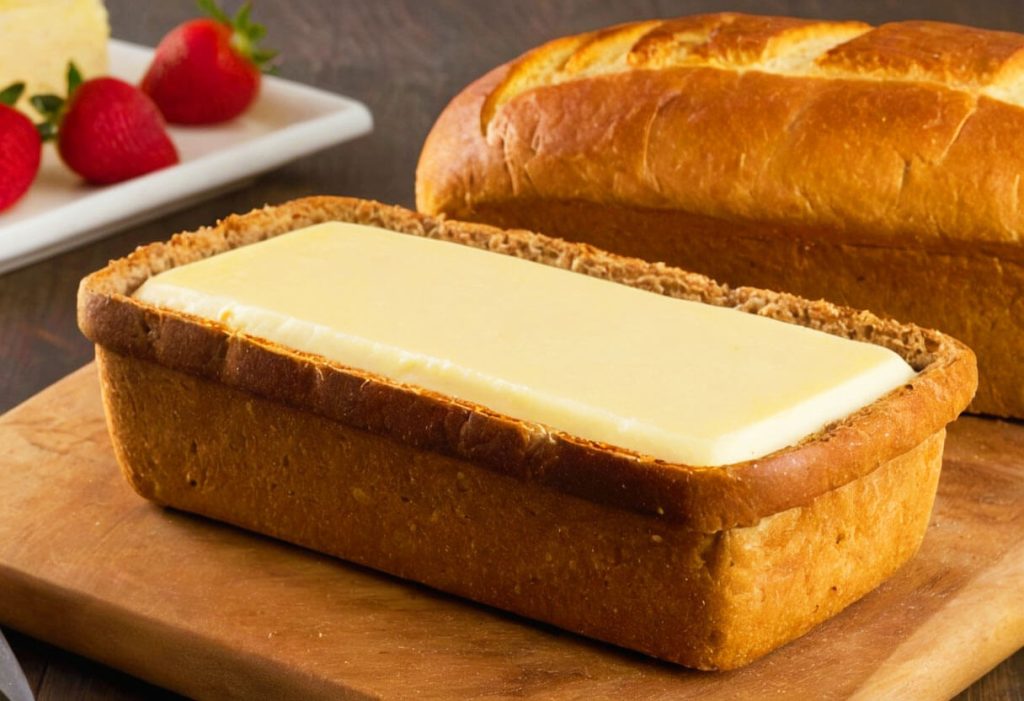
[0,39,373,275]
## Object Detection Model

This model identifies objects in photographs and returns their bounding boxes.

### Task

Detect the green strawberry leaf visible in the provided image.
[67,62,84,96]
[0,82,25,106]
[196,0,230,24]
[31,93,62,141]
[30,94,63,117]
[251,48,278,64]
[233,2,252,29]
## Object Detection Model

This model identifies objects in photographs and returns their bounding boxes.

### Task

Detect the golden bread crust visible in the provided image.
[419,13,1024,254]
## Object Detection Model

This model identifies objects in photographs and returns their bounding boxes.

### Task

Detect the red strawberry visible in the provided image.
[34,65,179,185]
[0,83,42,212]
[141,0,277,125]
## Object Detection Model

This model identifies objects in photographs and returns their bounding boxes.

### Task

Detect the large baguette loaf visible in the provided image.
[78,197,976,669]
[415,12,1024,417]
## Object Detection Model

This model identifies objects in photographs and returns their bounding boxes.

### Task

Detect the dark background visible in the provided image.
[2,1,1021,698]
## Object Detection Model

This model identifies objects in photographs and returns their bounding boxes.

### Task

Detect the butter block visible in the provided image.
[0,0,109,113]
[135,222,916,466]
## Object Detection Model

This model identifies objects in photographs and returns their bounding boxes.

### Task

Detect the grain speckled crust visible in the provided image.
[79,196,975,669]
[415,12,1019,416]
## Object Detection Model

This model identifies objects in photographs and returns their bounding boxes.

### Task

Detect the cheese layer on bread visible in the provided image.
[135,222,915,466]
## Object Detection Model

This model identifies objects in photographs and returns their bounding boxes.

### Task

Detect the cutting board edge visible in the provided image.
[0,563,377,701]
[849,541,1024,700]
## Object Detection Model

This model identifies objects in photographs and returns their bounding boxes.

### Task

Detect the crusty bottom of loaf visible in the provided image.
[464,200,1020,419]
[97,347,944,670]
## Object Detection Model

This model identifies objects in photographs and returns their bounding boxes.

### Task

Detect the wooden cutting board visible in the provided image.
[0,365,1021,700]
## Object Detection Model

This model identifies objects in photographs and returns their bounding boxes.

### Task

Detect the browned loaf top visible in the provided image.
[416,12,1024,259]
[78,197,976,533]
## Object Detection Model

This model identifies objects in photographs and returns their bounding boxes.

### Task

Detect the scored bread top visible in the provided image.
[417,12,1024,258]
[78,197,977,532]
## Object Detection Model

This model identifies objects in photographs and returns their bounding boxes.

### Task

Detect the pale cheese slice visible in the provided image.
[135,222,915,466]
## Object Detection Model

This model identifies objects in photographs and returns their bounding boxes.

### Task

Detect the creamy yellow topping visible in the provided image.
[135,222,915,466]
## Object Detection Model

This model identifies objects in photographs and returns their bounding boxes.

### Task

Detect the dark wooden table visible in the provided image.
[1,1,1021,698]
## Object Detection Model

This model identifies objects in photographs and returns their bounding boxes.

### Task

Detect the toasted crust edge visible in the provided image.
[77,196,976,531]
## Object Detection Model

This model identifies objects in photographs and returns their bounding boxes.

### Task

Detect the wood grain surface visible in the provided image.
[0,1,1022,698]
[0,365,1021,700]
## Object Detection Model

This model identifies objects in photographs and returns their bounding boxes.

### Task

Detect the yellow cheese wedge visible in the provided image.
[135,222,916,466]
[0,0,109,113]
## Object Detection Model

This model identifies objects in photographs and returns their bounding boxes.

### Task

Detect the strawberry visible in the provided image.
[141,0,277,125]
[0,83,42,212]
[34,64,179,185]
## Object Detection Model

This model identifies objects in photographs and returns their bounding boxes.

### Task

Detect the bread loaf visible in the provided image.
[416,12,1022,417]
[78,197,975,669]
